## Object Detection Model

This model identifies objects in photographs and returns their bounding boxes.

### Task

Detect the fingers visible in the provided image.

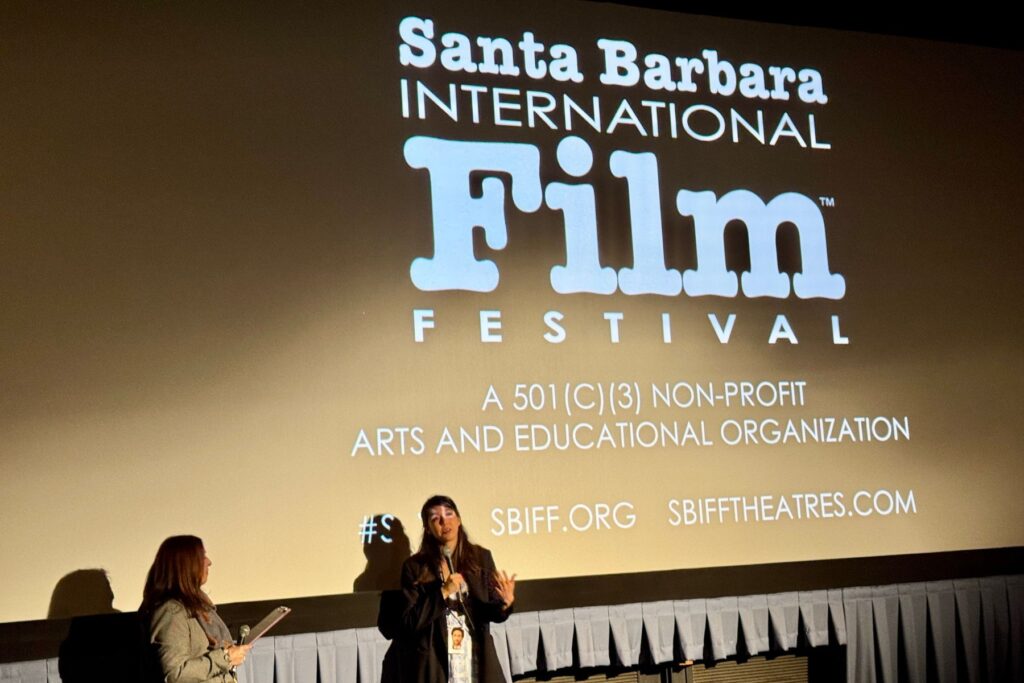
[443,572,465,599]
[227,644,250,667]
[491,569,518,607]
[493,570,517,586]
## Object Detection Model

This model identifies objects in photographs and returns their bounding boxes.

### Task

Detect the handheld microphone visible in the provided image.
[230,625,251,675]
[442,547,474,630]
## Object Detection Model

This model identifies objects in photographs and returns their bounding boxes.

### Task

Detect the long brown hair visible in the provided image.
[139,535,213,617]
[413,495,482,581]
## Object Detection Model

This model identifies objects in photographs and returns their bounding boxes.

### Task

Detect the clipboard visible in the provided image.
[240,606,291,645]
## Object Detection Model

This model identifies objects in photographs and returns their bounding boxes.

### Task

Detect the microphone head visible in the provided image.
[442,547,453,559]
[239,625,251,644]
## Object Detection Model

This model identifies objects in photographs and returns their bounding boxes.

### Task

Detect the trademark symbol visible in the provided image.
[818,196,836,207]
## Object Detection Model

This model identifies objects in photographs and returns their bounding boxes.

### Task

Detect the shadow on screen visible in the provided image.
[362,515,412,683]
[49,569,145,683]
[353,514,412,592]
[48,569,119,619]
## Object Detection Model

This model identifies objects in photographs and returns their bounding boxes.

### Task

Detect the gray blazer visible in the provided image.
[148,600,234,683]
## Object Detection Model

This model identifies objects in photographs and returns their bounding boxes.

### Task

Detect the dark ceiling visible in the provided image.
[592,2,1021,50]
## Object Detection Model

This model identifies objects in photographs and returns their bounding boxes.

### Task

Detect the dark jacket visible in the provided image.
[379,548,511,683]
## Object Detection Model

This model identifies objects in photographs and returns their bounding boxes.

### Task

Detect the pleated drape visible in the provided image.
[5,573,1020,683]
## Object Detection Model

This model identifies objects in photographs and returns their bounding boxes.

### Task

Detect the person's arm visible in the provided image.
[397,558,448,635]
[377,589,405,640]
[479,550,516,624]
[150,601,238,683]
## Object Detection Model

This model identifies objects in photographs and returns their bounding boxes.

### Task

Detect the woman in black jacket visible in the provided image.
[382,495,516,683]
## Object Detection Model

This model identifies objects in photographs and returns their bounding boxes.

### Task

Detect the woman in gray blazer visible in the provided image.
[140,536,250,683]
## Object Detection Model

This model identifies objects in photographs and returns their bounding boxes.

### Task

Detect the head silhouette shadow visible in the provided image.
[49,568,142,683]
[353,514,412,592]
[48,569,119,619]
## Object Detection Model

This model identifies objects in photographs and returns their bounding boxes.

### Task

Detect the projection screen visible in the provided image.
[1,0,1022,623]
